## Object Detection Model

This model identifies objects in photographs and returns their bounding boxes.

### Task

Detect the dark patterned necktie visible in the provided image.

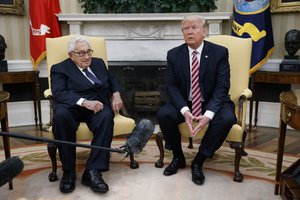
[83,68,102,88]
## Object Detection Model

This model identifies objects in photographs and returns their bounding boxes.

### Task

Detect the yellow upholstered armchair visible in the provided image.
[158,35,253,182]
[44,35,136,182]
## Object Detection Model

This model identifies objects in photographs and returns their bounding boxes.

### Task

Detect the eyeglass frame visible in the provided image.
[72,49,94,57]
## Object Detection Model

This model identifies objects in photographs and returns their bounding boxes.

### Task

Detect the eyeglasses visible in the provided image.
[72,49,93,57]
[182,26,200,33]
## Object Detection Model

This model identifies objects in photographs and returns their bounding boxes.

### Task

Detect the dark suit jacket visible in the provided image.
[166,40,232,114]
[51,57,121,109]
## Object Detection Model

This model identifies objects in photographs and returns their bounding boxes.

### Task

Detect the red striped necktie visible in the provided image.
[191,51,202,117]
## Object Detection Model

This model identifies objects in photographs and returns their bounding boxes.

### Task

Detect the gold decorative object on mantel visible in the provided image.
[271,0,300,13]
[0,0,25,16]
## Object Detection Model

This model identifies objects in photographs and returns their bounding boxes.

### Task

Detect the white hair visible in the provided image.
[181,15,207,29]
[67,36,91,53]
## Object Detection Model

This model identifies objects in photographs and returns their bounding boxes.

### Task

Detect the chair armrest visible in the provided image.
[237,88,252,126]
[241,88,252,99]
[44,88,131,120]
[44,88,53,99]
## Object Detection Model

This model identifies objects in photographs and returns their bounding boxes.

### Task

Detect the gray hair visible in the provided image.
[68,36,91,53]
[181,15,207,29]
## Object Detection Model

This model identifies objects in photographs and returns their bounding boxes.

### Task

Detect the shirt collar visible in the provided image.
[188,42,204,56]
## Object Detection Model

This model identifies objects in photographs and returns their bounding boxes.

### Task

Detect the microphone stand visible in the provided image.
[0,131,126,154]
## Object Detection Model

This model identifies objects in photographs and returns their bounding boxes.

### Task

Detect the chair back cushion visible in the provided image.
[46,35,108,88]
[205,35,252,108]
[179,35,252,141]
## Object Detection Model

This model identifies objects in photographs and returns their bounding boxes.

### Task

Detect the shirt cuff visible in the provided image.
[76,98,86,106]
[204,110,215,120]
[180,106,190,116]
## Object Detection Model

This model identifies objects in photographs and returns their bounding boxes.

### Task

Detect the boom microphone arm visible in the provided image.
[0,119,155,156]
[0,131,125,154]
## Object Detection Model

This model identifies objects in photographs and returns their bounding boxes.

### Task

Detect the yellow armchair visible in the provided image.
[159,35,252,182]
[45,35,136,182]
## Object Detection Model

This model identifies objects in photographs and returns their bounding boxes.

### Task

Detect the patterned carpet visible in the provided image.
[0,140,296,200]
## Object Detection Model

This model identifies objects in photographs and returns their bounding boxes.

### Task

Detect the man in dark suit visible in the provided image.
[51,37,123,193]
[157,15,236,185]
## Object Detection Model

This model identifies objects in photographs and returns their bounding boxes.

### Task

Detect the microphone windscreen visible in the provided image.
[125,119,155,154]
[0,156,24,187]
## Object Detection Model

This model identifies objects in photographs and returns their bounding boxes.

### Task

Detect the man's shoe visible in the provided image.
[59,170,76,193]
[81,169,109,193]
[191,163,205,185]
[163,157,186,176]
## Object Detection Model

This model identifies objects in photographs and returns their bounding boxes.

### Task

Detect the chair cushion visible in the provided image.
[113,114,135,136]
[49,114,135,140]
[178,122,208,140]
[178,122,243,142]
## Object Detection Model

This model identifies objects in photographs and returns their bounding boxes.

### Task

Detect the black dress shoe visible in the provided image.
[81,169,109,193]
[191,163,205,185]
[163,157,186,176]
[60,170,76,193]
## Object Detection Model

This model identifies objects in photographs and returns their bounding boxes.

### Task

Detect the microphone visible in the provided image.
[0,156,24,187]
[120,119,155,155]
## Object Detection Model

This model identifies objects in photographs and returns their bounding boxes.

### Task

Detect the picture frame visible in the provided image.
[0,0,25,16]
[271,0,300,13]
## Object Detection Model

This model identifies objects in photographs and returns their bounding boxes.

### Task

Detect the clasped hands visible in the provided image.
[82,92,123,114]
[184,111,210,137]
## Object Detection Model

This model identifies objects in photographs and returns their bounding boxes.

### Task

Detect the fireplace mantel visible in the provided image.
[57,13,232,61]
[58,13,232,38]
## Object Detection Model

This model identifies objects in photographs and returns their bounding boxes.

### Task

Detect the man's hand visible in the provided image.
[111,92,123,114]
[82,100,103,113]
[183,110,195,136]
[192,115,210,136]
[184,111,211,137]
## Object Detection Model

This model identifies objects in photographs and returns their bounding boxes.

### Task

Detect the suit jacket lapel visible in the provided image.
[181,45,191,98]
[200,41,210,80]
[66,59,94,88]
[89,59,106,84]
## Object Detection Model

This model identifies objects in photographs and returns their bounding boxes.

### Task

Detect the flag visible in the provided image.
[29,0,61,70]
[232,0,274,74]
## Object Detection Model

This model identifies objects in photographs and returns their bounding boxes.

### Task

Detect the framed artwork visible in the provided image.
[271,0,300,13]
[0,0,25,16]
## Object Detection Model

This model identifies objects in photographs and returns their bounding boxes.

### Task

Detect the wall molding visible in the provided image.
[7,58,282,77]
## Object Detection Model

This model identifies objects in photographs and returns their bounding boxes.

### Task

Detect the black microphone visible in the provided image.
[0,156,24,187]
[120,119,155,155]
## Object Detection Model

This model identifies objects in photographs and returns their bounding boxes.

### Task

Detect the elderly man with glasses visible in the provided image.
[50,36,123,194]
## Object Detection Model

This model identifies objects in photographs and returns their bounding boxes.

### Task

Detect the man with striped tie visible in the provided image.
[157,15,236,185]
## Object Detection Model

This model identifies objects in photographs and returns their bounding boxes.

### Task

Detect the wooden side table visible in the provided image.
[275,90,300,196]
[0,71,42,130]
[0,91,12,189]
[249,71,300,132]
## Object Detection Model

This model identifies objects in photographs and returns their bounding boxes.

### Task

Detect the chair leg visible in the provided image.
[233,146,243,182]
[229,142,247,182]
[188,137,193,149]
[155,132,164,168]
[47,142,58,182]
[129,153,139,169]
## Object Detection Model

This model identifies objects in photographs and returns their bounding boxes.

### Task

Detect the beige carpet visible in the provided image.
[1,140,296,200]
